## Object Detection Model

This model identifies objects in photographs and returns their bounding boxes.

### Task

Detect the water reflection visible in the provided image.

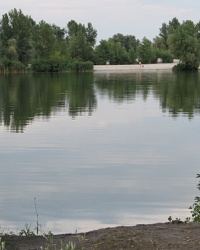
[95,71,200,120]
[157,72,200,118]
[0,71,200,132]
[0,73,96,132]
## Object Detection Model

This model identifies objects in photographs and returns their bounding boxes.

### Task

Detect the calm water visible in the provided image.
[0,70,200,233]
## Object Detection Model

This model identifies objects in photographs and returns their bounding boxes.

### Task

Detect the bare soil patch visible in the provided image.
[3,222,200,250]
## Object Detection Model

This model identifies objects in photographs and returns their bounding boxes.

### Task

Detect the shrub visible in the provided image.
[189,174,200,222]
[67,60,93,72]
[11,61,26,72]
[32,58,67,72]
[32,59,93,72]
[0,59,26,73]
[155,49,173,63]
[173,62,199,71]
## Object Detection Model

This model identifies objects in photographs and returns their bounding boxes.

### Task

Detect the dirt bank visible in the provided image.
[3,222,200,250]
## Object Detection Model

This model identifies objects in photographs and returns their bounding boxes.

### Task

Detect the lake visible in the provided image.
[0,70,200,234]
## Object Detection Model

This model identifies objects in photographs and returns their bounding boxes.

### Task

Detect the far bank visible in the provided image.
[94,63,178,72]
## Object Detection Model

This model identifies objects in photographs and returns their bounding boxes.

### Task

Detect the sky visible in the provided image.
[0,1,200,43]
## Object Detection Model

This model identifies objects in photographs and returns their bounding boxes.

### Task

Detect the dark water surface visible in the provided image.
[0,71,200,233]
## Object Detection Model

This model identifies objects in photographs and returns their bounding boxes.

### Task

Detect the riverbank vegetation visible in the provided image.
[0,9,200,71]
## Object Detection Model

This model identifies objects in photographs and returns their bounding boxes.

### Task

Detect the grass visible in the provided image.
[40,233,76,250]
[0,198,82,250]
[0,237,6,250]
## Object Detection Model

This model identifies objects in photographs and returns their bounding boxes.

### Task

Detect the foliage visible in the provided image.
[32,58,93,72]
[94,39,129,65]
[66,20,97,62]
[112,33,139,52]
[168,174,200,223]
[0,9,97,70]
[137,37,157,64]
[0,58,26,73]
[19,224,36,237]
[0,237,6,250]
[31,58,67,72]
[168,20,200,71]
[41,234,77,250]
[159,17,180,50]
[155,48,173,63]
[94,34,139,65]
[189,174,200,222]
[68,60,93,72]
[0,9,35,64]
[32,21,56,59]
[173,63,198,71]
[0,9,200,70]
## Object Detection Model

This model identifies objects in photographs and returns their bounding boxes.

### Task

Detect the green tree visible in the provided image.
[112,33,139,52]
[85,22,97,47]
[0,13,12,57]
[32,20,56,59]
[7,38,18,60]
[153,36,166,50]
[66,20,97,61]
[168,20,200,70]
[68,31,93,61]
[158,17,180,50]
[168,17,180,34]
[0,9,35,64]
[9,9,35,63]
[137,37,157,64]
[94,39,128,65]
[159,22,169,50]
[94,40,110,64]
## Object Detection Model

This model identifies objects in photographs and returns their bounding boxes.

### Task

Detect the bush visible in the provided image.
[173,62,199,71]
[0,59,26,73]
[189,174,200,222]
[32,59,93,72]
[32,58,67,72]
[67,60,93,72]
[11,61,26,72]
[155,49,173,63]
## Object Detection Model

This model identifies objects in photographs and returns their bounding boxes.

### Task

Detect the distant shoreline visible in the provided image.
[94,63,178,72]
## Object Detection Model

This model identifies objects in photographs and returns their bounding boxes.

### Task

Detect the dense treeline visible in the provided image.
[0,9,96,72]
[0,9,200,72]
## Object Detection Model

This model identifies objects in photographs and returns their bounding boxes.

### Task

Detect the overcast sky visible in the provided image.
[1,1,200,42]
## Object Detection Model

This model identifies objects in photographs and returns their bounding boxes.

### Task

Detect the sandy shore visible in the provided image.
[94,63,177,72]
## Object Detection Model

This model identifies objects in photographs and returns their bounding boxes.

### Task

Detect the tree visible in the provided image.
[168,20,200,70]
[95,34,138,65]
[137,37,157,64]
[159,22,169,50]
[0,9,35,64]
[7,38,18,60]
[158,18,180,50]
[112,33,139,52]
[52,24,66,41]
[66,20,97,61]
[168,17,180,34]
[153,36,166,50]
[32,21,56,59]
[85,22,97,47]
[94,39,128,65]
[94,40,110,64]
[0,13,12,57]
